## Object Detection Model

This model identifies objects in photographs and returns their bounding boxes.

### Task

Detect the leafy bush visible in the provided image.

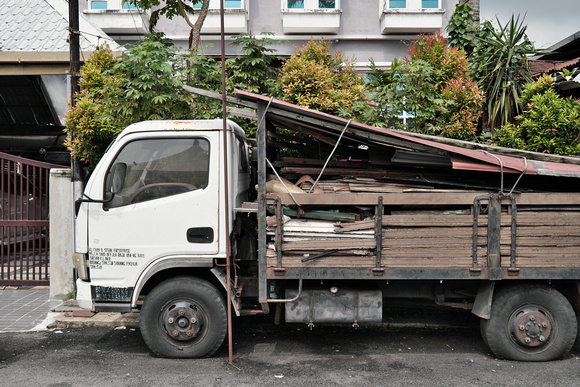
[471,15,540,130]
[494,75,580,155]
[368,33,483,140]
[278,38,366,114]
[64,45,121,169]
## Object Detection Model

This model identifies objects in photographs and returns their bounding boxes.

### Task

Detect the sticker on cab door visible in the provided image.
[88,247,145,270]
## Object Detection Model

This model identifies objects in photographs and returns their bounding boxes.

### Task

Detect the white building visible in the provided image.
[81,0,480,71]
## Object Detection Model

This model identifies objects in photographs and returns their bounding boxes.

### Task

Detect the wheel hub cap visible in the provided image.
[163,301,202,341]
[511,309,552,348]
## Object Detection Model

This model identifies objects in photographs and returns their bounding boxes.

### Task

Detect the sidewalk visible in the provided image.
[0,287,138,333]
[0,287,61,332]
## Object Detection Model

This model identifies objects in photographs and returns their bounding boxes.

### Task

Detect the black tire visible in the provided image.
[574,314,580,351]
[480,318,490,349]
[481,283,577,361]
[140,277,227,358]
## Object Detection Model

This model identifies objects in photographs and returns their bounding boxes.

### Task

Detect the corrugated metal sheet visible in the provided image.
[235,89,580,179]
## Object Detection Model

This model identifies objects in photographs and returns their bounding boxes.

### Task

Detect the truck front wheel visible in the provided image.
[481,283,576,361]
[140,277,227,358]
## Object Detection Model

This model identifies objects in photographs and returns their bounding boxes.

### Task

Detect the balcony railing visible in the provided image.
[281,0,342,34]
[84,0,149,35]
[380,0,444,35]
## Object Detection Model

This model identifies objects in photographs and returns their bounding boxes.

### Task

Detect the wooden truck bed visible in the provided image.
[262,191,580,280]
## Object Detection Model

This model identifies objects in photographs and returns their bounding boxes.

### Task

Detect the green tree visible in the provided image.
[278,38,366,115]
[64,45,121,169]
[106,33,194,128]
[227,33,285,95]
[370,33,483,140]
[494,74,580,155]
[124,0,210,50]
[446,1,477,54]
[66,33,287,168]
[65,34,196,170]
[471,15,542,130]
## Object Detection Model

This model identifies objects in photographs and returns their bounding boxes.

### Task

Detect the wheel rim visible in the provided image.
[160,300,206,343]
[508,305,554,349]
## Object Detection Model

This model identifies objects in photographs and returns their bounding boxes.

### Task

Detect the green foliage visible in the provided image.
[494,75,580,155]
[446,1,476,54]
[64,46,120,169]
[66,34,195,170]
[124,0,199,30]
[471,15,542,130]
[227,33,285,95]
[368,33,484,140]
[107,33,194,127]
[183,53,224,120]
[558,67,579,81]
[278,38,366,115]
[66,32,288,169]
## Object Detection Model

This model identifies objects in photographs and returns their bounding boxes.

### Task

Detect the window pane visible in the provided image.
[192,1,202,9]
[225,0,242,7]
[104,138,210,209]
[319,0,335,8]
[122,2,138,9]
[91,1,108,9]
[389,0,406,8]
[422,0,438,8]
[288,0,305,9]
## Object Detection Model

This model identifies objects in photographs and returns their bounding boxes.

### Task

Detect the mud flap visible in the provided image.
[211,267,241,316]
[472,281,495,319]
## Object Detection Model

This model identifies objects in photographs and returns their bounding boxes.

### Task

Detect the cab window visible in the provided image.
[104,138,210,209]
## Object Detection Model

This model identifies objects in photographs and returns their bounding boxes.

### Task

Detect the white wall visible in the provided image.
[49,168,74,299]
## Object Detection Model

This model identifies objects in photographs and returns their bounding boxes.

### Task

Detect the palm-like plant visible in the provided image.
[472,15,542,130]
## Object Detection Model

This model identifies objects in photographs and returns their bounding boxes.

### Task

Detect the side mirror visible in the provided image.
[106,163,127,194]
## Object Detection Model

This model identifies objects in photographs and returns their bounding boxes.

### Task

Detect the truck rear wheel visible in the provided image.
[140,277,227,358]
[481,283,576,361]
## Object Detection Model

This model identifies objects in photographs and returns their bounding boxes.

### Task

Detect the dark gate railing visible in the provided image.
[0,152,62,286]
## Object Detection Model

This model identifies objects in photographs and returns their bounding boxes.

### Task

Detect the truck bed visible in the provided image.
[259,191,580,280]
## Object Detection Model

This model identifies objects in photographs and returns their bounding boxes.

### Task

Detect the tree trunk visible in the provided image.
[178,0,210,51]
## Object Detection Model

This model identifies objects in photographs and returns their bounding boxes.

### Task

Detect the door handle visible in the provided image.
[187,227,214,244]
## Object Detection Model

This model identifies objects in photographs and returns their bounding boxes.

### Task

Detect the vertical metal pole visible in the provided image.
[487,194,502,279]
[375,196,383,269]
[257,101,268,310]
[219,0,233,365]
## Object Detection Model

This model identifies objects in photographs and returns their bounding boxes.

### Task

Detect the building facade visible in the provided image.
[82,0,478,71]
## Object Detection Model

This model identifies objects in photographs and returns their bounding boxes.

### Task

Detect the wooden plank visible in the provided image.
[268,192,580,207]
[281,238,376,251]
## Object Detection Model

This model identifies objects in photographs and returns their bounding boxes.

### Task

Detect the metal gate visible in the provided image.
[0,152,62,285]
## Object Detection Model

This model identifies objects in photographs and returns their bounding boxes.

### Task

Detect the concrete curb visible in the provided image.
[48,311,140,330]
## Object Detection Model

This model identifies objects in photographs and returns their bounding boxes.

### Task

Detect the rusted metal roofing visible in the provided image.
[234,89,580,179]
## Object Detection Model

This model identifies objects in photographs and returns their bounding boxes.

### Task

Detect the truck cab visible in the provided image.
[74,119,249,316]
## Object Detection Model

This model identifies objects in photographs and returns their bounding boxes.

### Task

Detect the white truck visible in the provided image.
[73,116,580,362]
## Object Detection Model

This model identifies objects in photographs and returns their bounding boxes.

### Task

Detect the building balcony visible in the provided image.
[192,0,249,34]
[380,0,444,35]
[281,0,342,34]
[83,1,149,35]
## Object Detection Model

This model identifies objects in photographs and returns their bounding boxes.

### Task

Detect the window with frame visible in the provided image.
[90,0,140,10]
[104,138,210,209]
[388,0,439,9]
[287,0,336,9]
[192,0,242,9]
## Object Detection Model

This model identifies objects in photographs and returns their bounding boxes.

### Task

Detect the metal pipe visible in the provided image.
[266,279,303,303]
[219,0,233,365]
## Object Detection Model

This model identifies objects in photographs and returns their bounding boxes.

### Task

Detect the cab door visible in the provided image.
[86,133,220,288]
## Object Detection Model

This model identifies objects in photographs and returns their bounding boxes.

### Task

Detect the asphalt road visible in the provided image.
[1,310,579,386]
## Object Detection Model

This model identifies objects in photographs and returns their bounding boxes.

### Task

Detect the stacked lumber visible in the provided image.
[502,211,580,268]
[266,212,490,269]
